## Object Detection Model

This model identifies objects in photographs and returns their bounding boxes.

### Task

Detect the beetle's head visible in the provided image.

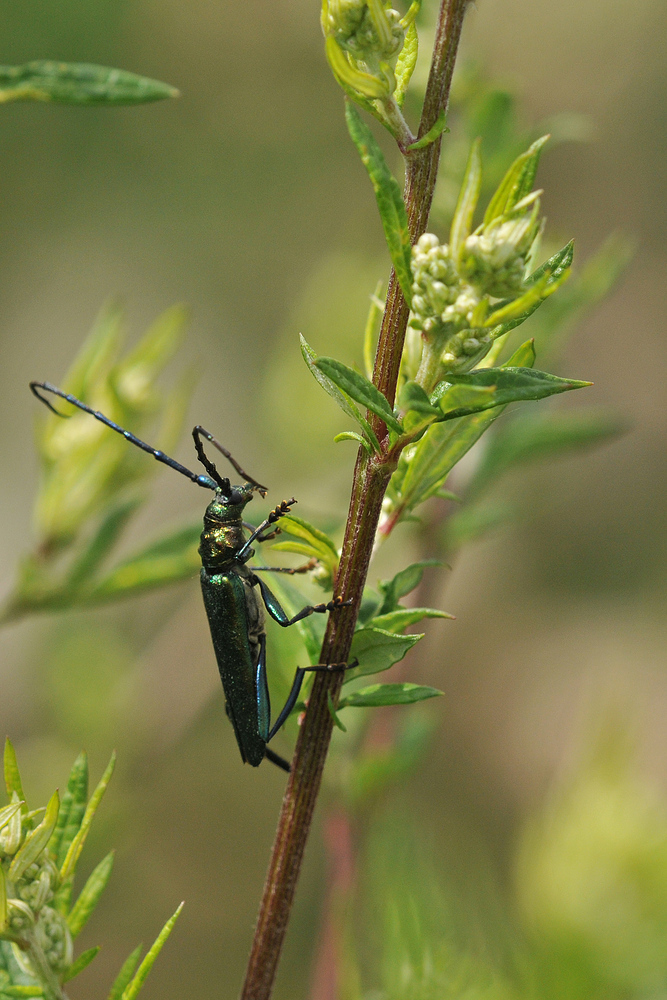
[204,481,255,523]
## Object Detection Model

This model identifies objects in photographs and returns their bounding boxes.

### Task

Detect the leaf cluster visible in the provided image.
[0,742,180,1000]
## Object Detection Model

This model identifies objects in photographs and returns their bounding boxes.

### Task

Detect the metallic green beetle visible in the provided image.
[30,381,350,772]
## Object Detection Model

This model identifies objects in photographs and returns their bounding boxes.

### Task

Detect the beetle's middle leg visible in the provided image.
[253,575,351,626]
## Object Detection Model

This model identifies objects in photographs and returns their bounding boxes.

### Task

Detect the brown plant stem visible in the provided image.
[240,2,470,997]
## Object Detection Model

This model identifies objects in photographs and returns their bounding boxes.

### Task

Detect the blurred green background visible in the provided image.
[0,0,666,996]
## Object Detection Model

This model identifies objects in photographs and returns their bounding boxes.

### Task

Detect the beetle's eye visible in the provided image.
[229,489,244,505]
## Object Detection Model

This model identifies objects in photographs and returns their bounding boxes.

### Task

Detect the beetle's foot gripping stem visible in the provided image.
[301,657,359,673]
[321,595,354,612]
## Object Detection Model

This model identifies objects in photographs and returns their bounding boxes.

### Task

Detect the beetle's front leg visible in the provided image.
[253,576,351,627]
[238,498,296,561]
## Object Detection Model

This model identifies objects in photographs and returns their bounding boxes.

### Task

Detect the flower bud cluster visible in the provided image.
[409,194,541,377]
[459,194,541,298]
[1,814,72,979]
[325,0,404,62]
[409,233,493,371]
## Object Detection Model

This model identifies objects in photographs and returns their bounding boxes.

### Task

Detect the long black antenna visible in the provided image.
[192,426,268,496]
[30,381,218,491]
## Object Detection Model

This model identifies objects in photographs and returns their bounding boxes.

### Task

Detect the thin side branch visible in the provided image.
[240,2,470,996]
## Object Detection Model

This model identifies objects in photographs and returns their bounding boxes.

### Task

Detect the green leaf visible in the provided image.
[120,903,183,1000]
[0,865,6,935]
[363,279,384,380]
[394,21,418,107]
[442,367,591,416]
[301,335,381,452]
[3,740,27,816]
[333,431,373,453]
[399,381,441,416]
[0,802,22,835]
[49,751,88,868]
[406,111,448,151]
[271,515,338,570]
[2,988,44,997]
[370,607,454,632]
[450,138,482,262]
[339,682,443,709]
[315,357,404,434]
[345,102,413,302]
[66,499,142,592]
[469,408,627,499]
[377,560,443,614]
[63,946,101,983]
[0,61,178,105]
[60,752,116,882]
[328,692,347,732]
[483,135,549,226]
[347,627,423,682]
[107,945,143,1000]
[9,790,59,881]
[85,524,201,604]
[68,851,115,938]
[382,340,539,526]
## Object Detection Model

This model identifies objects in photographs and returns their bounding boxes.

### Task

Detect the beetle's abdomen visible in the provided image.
[200,569,266,767]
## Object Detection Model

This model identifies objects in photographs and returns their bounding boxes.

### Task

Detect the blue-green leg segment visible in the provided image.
[253,576,347,627]
[267,660,356,742]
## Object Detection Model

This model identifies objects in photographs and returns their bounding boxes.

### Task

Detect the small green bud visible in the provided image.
[6,898,35,933]
[322,0,406,100]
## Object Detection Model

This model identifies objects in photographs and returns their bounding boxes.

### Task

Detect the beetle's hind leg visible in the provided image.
[266,659,358,743]
[264,747,291,772]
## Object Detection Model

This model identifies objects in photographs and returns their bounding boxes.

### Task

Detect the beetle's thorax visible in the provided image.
[199,487,253,570]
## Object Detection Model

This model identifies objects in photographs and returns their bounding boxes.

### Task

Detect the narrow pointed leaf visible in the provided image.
[301,335,381,452]
[364,280,384,379]
[406,111,448,151]
[0,864,6,934]
[84,525,201,604]
[0,61,178,105]
[445,367,591,407]
[377,560,443,614]
[347,627,423,682]
[9,790,59,881]
[450,138,482,261]
[339,682,443,708]
[63,946,101,983]
[399,381,440,416]
[333,431,373,453]
[2,988,44,997]
[315,357,404,434]
[394,21,418,107]
[327,692,347,732]
[50,751,88,868]
[60,752,116,882]
[120,903,183,1000]
[345,102,413,302]
[107,945,143,1000]
[0,802,22,835]
[383,339,539,524]
[370,607,454,632]
[68,851,115,938]
[272,515,338,568]
[483,136,549,225]
[4,740,27,815]
[66,499,142,592]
